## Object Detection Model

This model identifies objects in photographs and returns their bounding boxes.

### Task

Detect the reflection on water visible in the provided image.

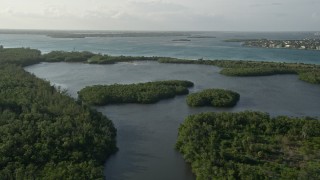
[25,61,320,180]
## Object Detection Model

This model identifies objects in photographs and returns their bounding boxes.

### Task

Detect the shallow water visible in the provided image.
[2,31,320,64]
[25,61,320,180]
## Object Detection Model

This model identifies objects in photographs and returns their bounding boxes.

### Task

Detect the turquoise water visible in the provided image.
[1,31,320,64]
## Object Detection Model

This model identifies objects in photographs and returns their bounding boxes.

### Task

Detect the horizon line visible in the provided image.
[0,28,319,33]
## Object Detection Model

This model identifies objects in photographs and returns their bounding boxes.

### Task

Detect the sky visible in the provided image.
[0,0,319,31]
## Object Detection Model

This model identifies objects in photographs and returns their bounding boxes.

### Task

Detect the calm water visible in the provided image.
[1,31,320,64]
[25,61,320,180]
[4,31,319,179]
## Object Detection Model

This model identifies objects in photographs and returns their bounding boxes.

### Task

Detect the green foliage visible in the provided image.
[158,58,320,84]
[186,89,240,107]
[42,50,159,64]
[42,51,95,62]
[3,47,320,85]
[2,47,320,85]
[176,111,320,180]
[87,54,158,64]
[220,68,296,76]
[78,80,194,105]
[0,47,42,66]
[0,65,117,179]
[299,71,320,84]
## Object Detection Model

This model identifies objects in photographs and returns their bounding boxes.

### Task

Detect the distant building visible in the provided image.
[241,38,320,50]
[276,44,282,48]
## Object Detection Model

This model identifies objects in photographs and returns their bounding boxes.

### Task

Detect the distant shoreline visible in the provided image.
[225,38,320,51]
[1,47,320,85]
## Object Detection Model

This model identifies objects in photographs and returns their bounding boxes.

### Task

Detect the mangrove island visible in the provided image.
[78,80,194,105]
[186,89,240,107]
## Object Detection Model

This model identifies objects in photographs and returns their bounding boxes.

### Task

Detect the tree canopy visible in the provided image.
[0,47,42,66]
[78,80,194,105]
[0,65,117,179]
[186,89,240,107]
[41,51,95,62]
[176,111,320,180]
[158,57,320,84]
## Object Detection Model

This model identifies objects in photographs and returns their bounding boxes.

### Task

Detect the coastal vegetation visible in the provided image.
[1,47,320,85]
[158,57,320,84]
[299,71,320,84]
[1,45,320,179]
[87,54,157,64]
[42,51,157,64]
[0,47,42,66]
[219,68,297,76]
[186,89,240,107]
[0,30,189,39]
[0,50,117,179]
[176,111,320,180]
[172,39,191,42]
[46,32,189,38]
[78,80,194,105]
[188,36,216,38]
[42,51,95,62]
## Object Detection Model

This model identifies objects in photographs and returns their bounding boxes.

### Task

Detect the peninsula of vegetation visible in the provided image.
[78,80,194,105]
[172,39,191,42]
[0,30,189,38]
[0,67,117,179]
[187,35,216,38]
[186,89,240,107]
[176,111,320,179]
[1,47,320,84]
[225,38,320,50]
[0,47,117,179]
[46,32,189,38]
[158,58,320,84]
[42,50,158,64]
[42,50,320,85]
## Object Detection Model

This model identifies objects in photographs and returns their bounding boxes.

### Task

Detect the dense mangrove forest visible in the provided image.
[176,111,320,179]
[186,89,240,107]
[1,46,320,179]
[0,47,42,66]
[0,48,117,179]
[42,51,158,64]
[78,80,194,105]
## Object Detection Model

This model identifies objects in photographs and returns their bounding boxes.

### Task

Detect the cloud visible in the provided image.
[0,0,319,31]
[271,3,283,6]
[274,13,287,18]
[251,2,283,7]
[43,6,67,18]
[0,5,68,19]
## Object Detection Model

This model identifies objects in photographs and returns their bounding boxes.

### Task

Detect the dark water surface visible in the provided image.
[25,61,320,180]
